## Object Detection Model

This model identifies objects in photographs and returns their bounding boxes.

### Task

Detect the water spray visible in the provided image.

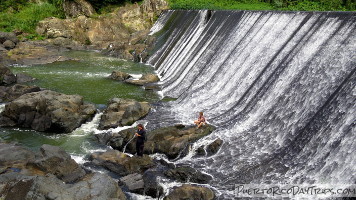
[122,134,136,153]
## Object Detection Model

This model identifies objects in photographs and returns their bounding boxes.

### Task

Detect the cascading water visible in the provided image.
[146,10,355,198]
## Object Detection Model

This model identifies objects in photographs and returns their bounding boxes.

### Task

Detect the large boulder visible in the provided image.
[164,167,212,184]
[0,173,126,200]
[109,71,132,81]
[27,144,86,183]
[164,184,215,200]
[0,90,97,133]
[0,84,41,103]
[0,64,16,85]
[89,150,155,176]
[63,0,96,18]
[98,98,150,129]
[144,124,216,159]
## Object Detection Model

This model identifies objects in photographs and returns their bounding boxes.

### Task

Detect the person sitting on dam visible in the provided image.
[194,112,206,128]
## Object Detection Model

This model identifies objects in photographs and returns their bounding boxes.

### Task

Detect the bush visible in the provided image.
[0,2,64,34]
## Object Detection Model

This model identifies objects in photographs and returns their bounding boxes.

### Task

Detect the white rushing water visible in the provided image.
[148,10,356,198]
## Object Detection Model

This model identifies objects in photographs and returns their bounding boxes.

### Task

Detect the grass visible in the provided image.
[167,0,273,10]
[167,0,355,11]
[0,2,64,35]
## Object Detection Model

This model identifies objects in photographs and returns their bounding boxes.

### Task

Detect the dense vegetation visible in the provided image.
[168,0,355,11]
[0,1,64,39]
[0,0,354,37]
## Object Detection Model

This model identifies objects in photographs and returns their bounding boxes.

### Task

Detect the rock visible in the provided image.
[89,150,155,176]
[0,143,36,170]
[6,42,73,66]
[125,73,160,86]
[144,125,216,159]
[16,73,35,83]
[119,173,144,193]
[0,84,41,103]
[0,64,16,85]
[141,73,160,82]
[68,173,127,200]
[196,146,206,156]
[206,138,223,156]
[164,167,212,184]
[98,98,150,130]
[109,127,137,153]
[125,79,149,86]
[0,32,19,44]
[0,90,97,133]
[144,83,161,90]
[63,0,96,18]
[28,144,86,183]
[35,0,168,60]
[164,184,215,200]
[3,40,16,49]
[143,169,164,198]
[0,173,126,200]
[109,71,132,81]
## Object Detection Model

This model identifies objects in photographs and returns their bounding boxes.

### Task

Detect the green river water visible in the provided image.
[0,50,161,160]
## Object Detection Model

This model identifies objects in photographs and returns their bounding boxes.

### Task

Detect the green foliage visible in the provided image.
[0,2,64,34]
[0,0,28,12]
[168,0,273,10]
[168,0,355,11]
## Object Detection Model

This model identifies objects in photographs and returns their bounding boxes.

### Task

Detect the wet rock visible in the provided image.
[164,167,212,184]
[196,146,206,156]
[89,150,155,176]
[206,138,223,156]
[110,127,137,152]
[98,98,150,129]
[164,184,215,200]
[28,144,86,183]
[143,169,165,198]
[119,173,144,193]
[144,124,216,159]
[0,90,97,133]
[0,84,41,103]
[3,40,16,49]
[63,0,96,18]
[0,64,16,85]
[109,71,132,81]
[125,73,160,86]
[144,83,161,90]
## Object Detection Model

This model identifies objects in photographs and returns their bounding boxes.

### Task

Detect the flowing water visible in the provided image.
[1,50,160,161]
[146,10,356,198]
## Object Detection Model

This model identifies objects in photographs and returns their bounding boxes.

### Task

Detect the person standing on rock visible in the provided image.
[194,112,206,128]
[135,124,146,156]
